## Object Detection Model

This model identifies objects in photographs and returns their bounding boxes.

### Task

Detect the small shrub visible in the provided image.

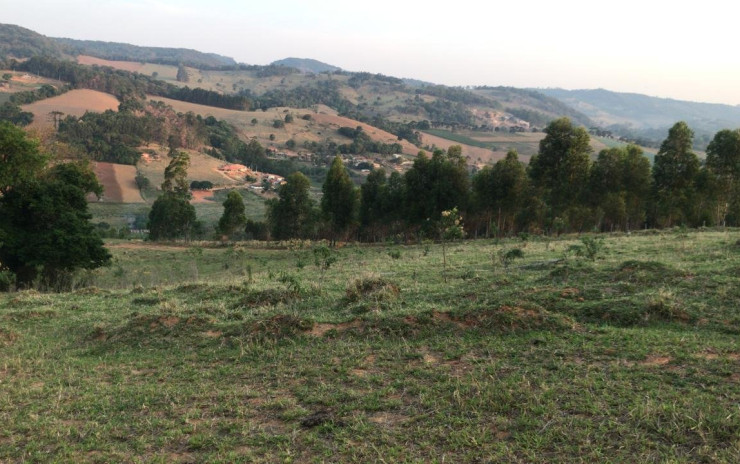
[498,248,524,269]
[388,249,401,260]
[345,274,400,303]
[0,270,16,292]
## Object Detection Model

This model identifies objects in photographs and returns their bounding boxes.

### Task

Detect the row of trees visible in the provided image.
[258,118,740,243]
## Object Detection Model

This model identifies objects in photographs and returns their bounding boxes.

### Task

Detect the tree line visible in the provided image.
[241,118,740,243]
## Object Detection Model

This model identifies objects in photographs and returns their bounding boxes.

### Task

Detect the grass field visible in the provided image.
[1,229,739,462]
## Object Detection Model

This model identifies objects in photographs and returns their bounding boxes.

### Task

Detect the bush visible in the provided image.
[0,270,16,292]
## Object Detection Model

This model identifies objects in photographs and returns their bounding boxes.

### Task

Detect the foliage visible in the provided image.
[147,193,197,241]
[267,172,316,240]
[148,153,197,241]
[0,103,34,126]
[652,121,700,227]
[321,157,359,243]
[0,158,111,289]
[528,117,592,227]
[218,190,247,238]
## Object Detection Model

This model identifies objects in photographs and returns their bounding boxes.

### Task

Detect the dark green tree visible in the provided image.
[472,150,527,236]
[705,128,740,225]
[147,193,197,241]
[404,146,469,228]
[652,122,700,227]
[148,151,197,241]
[0,158,111,289]
[267,172,316,239]
[0,121,47,194]
[321,156,359,244]
[528,117,591,231]
[218,190,247,238]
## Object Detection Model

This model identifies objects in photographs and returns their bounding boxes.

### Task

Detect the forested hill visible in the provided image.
[54,38,237,68]
[0,23,67,59]
[539,88,740,148]
[0,23,236,68]
[271,58,341,74]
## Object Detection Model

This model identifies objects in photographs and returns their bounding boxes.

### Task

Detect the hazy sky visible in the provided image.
[5,0,740,105]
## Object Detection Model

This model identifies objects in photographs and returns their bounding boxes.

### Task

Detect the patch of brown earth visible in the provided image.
[368,412,408,426]
[641,355,672,366]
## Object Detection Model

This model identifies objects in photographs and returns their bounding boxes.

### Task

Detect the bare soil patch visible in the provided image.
[92,162,144,203]
[641,355,673,366]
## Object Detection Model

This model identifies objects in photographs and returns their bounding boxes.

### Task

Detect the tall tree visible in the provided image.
[321,156,358,244]
[148,151,197,241]
[528,117,591,230]
[472,150,528,236]
[267,172,316,240]
[404,146,469,228]
[0,129,110,289]
[705,128,740,225]
[218,190,247,238]
[652,121,700,227]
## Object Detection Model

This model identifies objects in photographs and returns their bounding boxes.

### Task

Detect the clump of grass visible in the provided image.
[345,274,400,303]
[455,304,577,333]
[613,260,683,284]
[645,289,692,322]
[233,288,300,308]
[0,327,18,346]
[244,314,314,341]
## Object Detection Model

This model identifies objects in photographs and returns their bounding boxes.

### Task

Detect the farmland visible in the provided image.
[21,89,119,129]
[1,230,739,462]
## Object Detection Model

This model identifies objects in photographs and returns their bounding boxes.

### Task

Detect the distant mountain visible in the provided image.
[0,23,236,68]
[54,38,237,68]
[473,86,592,128]
[539,88,740,148]
[271,57,341,74]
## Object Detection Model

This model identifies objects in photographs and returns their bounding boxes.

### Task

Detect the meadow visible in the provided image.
[1,229,739,462]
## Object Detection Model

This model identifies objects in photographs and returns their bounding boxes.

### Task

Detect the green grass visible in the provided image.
[2,230,740,462]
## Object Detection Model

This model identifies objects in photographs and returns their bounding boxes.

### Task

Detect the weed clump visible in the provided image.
[613,260,683,284]
[246,314,313,340]
[345,274,400,303]
[234,288,300,308]
[0,327,18,346]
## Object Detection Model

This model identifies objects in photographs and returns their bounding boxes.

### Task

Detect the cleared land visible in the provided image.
[76,55,145,73]
[21,89,119,128]
[137,147,243,190]
[147,96,419,156]
[1,230,739,462]
[92,162,145,203]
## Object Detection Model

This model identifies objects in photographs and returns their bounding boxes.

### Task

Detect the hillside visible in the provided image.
[0,23,236,68]
[0,23,67,59]
[539,88,740,148]
[271,57,341,74]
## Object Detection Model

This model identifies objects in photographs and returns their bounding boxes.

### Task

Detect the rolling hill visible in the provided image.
[271,57,341,74]
[539,88,740,148]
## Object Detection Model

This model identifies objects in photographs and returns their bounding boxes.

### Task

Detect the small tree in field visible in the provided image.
[439,207,464,281]
[218,190,247,239]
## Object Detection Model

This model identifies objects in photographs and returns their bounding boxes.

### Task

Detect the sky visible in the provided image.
[4,0,740,105]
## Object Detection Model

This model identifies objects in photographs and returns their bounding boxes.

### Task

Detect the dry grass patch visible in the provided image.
[22,89,119,129]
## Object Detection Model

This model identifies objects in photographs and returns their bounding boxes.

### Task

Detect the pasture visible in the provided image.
[21,89,119,129]
[1,230,739,462]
